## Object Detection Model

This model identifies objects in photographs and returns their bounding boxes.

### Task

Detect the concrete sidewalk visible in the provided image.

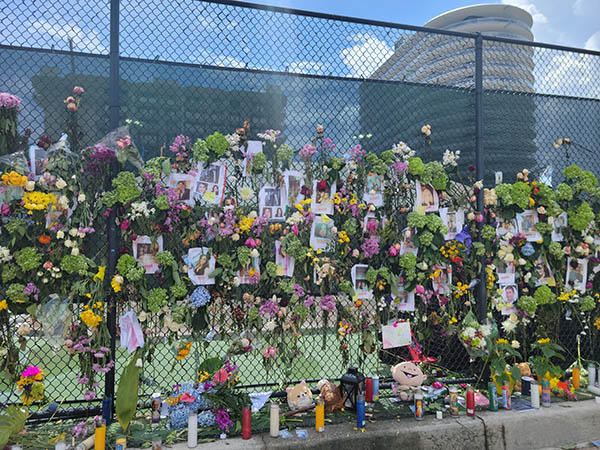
[138,400,600,450]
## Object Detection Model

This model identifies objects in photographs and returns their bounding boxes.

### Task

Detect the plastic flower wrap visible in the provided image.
[458,311,497,358]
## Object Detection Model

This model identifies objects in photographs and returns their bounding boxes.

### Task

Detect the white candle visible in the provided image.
[589,365,596,388]
[188,412,198,448]
[530,382,540,409]
[436,410,443,420]
[270,401,280,438]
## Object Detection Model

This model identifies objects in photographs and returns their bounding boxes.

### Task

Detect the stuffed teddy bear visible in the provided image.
[391,361,427,400]
[514,362,531,393]
[317,379,344,412]
[286,380,313,410]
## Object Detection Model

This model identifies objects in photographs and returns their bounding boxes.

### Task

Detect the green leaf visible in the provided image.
[191,308,208,333]
[116,348,142,432]
[198,357,223,375]
[0,405,29,447]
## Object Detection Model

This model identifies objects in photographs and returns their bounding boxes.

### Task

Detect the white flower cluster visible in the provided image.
[442,149,461,167]
[129,201,156,221]
[286,211,305,226]
[391,141,415,161]
[226,133,241,152]
[257,129,281,143]
[0,246,12,263]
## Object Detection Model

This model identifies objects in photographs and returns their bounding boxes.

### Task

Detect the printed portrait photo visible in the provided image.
[516,210,541,242]
[415,180,439,213]
[275,241,295,277]
[259,185,285,222]
[168,173,195,204]
[440,208,465,240]
[352,264,371,300]
[310,216,334,251]
[501,284,518,315]
[311,180,335,215]
[363,172,384,207]
[552,212,567,242]
[284,170,304,206]
[566,258,588,292]
[187,247,216,285]
[133,235,163,274]
[496,219,517,238]
[393,288,415,312]
[400,227,418,256]
[432,265,452,296]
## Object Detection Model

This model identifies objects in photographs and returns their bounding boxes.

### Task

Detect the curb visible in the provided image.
[134,399,600,450]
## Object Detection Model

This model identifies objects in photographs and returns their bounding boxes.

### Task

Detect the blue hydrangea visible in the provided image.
[169,404,189,429]
[521,243,535,257]
[190,286,211,307]
[198,410,216,428]
[192,388,212,411]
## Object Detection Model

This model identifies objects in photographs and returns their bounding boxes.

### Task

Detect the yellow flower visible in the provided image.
[295,203,304,212]
[338,231,350,243]
[349,198,357,206]
[0,300,8,311]
[80,309,102,327]
[537,337,550,344]
[449,316,457,324]
[93,266,106,282]
[594,317,600,330]
[1,171,27,186]
[238,216,254,233]
[111,275,122,293]
[496,338,509,345]
[22,191,57,211]
[198,371,211,383]
[528,197,535,207]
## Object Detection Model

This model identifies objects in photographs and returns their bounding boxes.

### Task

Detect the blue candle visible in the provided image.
[356,393,366,428]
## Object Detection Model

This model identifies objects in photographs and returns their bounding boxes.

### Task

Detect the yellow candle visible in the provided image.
[315,397,325,432]
[94,420,106,450]
[572,366,581,390]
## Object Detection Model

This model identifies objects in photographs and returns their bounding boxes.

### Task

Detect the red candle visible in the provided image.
[242,406,251,439]
[365,378,373,403]
[466,386,475,417]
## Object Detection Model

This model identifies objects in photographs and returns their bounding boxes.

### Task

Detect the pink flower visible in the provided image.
[21,366,42,378]
[67,102,78,112]
[0,203,10,215]
[474,212,484,223]
[263,346,277,359]
[317,180,327,191]
[292,225,299,236]
[415,285,425,295]
[213,368,229,384]
[366,219,378,234]
[244,237,257,248]
[43,261,53,269]
[352,249,360,258]
[72,86,84,95]
[432,381,443,389]
[64,96,75,104]
[388,246,398,256]
[180,392,197,403]
[120,219,130,230]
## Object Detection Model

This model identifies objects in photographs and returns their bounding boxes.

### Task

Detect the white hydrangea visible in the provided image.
[0,246,12,263]
[129,201,156,221]
[226,133,241,152]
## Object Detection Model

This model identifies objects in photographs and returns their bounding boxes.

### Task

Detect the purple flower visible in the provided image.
[293,284,305,298]
[299,144,317,159]
[319,295,336,313]
[259,300,279,318]
[215,408,233,432]
[304,296,315,308]
[71,421,88,439]
[360,239,380,258]
[391,161,408,175]
[24,283,39,301]
[350,144,365,161]
[169,135,189,154]
[76,375,89,385]
[455,227,472,249]
[0,92,22,109]
[83,391,96,401]
[99,346,110,353]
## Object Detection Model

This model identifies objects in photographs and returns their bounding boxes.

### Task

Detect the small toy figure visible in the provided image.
[391,361,427,400]
[317,379,344,412]
[286,381,313,410]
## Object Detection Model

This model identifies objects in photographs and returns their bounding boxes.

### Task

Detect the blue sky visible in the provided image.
[238,0,600,49]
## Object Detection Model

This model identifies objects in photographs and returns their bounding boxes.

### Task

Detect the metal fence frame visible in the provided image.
[2,0,600,421]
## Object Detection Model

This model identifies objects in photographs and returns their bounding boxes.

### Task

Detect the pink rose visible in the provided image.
[415,285,425,295]
[67,102,78,112]
[0,203,10,215]
[352,249,360,258]
[120,219,130,230]
[72,86,85,95]
[292,225,299,236]
[263,346,277,359]
[474,212,484,223]
[213,368,229,384]
[388,246,398,256]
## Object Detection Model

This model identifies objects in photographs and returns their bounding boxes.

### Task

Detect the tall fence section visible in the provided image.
[1,0,600,416]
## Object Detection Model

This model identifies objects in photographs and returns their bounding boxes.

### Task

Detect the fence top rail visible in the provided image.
[203,0,600,57]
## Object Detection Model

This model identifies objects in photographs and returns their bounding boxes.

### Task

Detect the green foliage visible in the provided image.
[205,132,229,157]
[342,218,359,236]
[421,161,448,191]
[0,405,29,447]
[517,295,537,315]
[148,288,168,312]
[556,183,573,202]
[60,254,89,275]
[116,349,142,432]
[534,285,556,305]
[2,263,19,283]
[237,247,251,266]
[15,247,41,272]
[579,295,595,312]
[567,202,594,231]
[170,283,187,299]
[6,283,26,303]
[112,171,141,204]
[407,157,424,176]
[156,251,176,267]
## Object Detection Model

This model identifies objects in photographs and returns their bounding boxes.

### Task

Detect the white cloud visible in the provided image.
[30,21,107,53]
[287,61,325,74]
[539,52,598,98]
[500,0,548,24]
[584,31,600,51]
[340,33,393,78]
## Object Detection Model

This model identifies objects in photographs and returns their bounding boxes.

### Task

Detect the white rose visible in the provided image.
[56,230,65,239]
[115,275,124,284]
[17,322,31,336]
[524,272,532,283]
[233,276,240,287]
[240,338,250,347]
[231,233,240,242]
[71,247,80,256]
[56,178,67,189]
[330,226,338,234]
[78,193,86,202]
[135,358,143,367]
[25,180,35,191]
[584,235,594,244]
[265,321,276,332]
[511,340,520,349]
[505,254,515,263]
[368,204,376,212]
[64,239,74,248]
[467,212,475,221]
[536,206,546,215]
[138,311,147,322]
[248,211,258,219]
[250,249,260,258]
[69,228,78,236]
[518,258,526,266]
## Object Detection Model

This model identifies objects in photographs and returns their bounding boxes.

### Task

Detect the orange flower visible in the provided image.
[355,299,363,308]
[39,235,51,244]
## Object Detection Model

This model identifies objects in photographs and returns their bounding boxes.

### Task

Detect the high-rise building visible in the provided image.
[361,4,536,181]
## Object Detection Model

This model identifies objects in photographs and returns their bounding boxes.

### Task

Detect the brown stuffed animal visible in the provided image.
[286,381,313,410]
[514,362,531,393]
[317,379,344,412]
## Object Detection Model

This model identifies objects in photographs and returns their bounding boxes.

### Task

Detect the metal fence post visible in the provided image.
[103,0,121,424]
[474,33,487,322]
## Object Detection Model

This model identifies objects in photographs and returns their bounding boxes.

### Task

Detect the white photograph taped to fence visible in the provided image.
[400,227,418,256]
[440,208,464,240]
[186,247,216,285]
[351,264,371,299]
[392,287,415,312]
[238,256,261,284]
[432,265,452,296]
[566,257,588,292]
[195,161,227,206]
[311,180,336,215]
[516,210,541,242]
[133,235,163,274]
[168,172,196,206]
[382,320,411,349]
[414,180,439,213]
[534,256,555,287]
[284,170,304,206]
[259,185,286,221]
[243,140,263,176]
[552,211,567,242]
[496,218,518,238]
[29,145,47,180]
[500,284,518,315]
[310,215,334,251]
[275,240,294,277]
[46,200,75,229]
[363,172,384,207]
[496,261,516,285]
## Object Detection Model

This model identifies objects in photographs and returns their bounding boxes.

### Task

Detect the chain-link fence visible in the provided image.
[1,0,600,417]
